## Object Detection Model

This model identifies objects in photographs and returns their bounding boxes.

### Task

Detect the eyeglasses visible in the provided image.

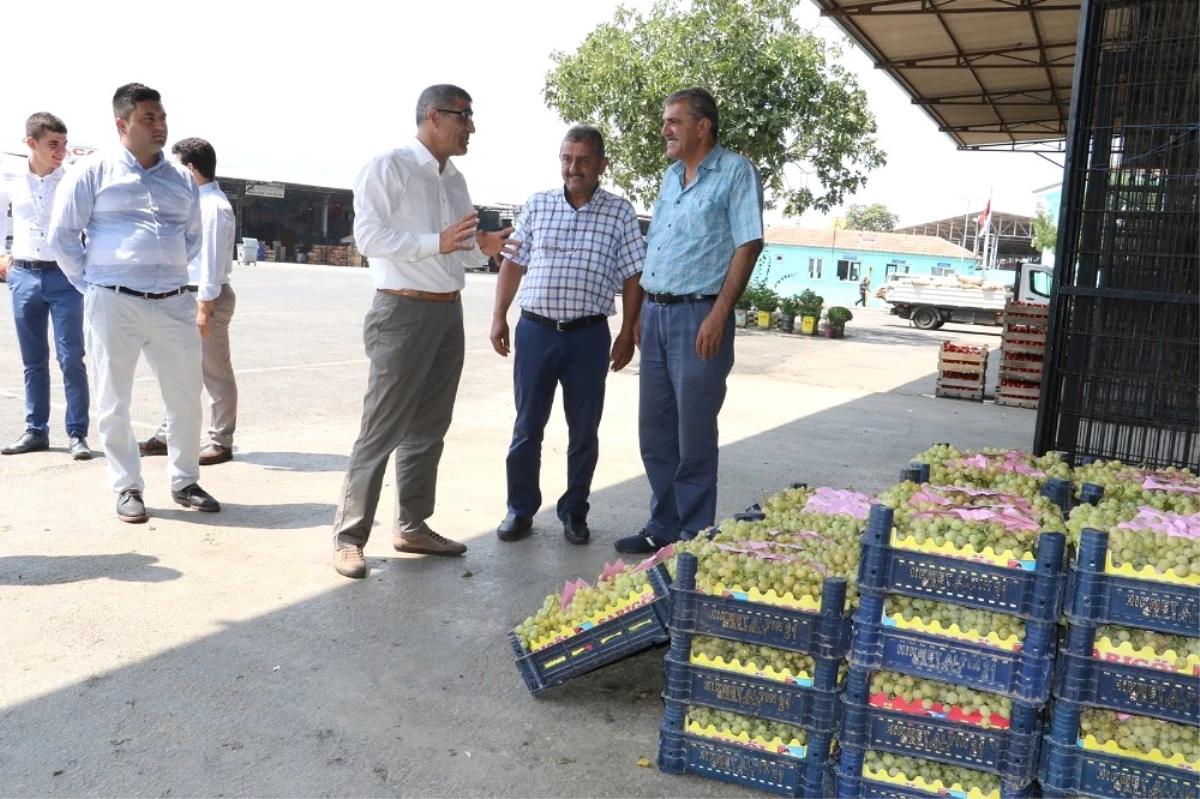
[437,108,474,122]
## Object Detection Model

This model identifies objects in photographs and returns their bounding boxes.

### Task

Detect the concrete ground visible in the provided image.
[0,264,1032,797]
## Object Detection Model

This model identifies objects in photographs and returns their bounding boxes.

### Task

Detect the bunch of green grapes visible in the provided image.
[686,705,808,745]
[894,511,1058,560]
[869,671,1013,726]
[1073,460,1200,504]
[513,565,652,651]
[1096,624,1200,669]
[911,445,1070,496]
[691,635,849,681]
[882,483,1064,530]
[863,750,1000,796]
[1079,708,1200,763]
[691,539,859,610]
[886,596,1026,644]
[710,523,861,577]
[1067,501,1200,580]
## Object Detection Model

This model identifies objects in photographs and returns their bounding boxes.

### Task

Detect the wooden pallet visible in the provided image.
[937,384,986,402]
[995,393,1039,409]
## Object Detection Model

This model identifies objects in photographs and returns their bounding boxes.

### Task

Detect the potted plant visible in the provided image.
[823,306,854,338]
[754,286,778,328]
[734,293,752,327]
[777,295,801,333]
[797,290,824,335]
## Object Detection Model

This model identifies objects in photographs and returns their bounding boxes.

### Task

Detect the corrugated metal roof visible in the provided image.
[810,0,1081,150]
[766,226,979,259]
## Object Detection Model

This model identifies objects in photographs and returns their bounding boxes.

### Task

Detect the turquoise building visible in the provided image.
[756,227,981,309]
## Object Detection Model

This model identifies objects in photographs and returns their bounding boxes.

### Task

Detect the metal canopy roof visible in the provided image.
[811,0,1082,150]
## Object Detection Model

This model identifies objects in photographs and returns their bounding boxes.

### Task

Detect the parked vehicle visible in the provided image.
[877,263,1053,329]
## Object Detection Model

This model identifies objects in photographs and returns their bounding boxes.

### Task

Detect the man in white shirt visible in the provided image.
[0,113,91,460]
[49,82,220,523]
[140,137,238,466]
[331,83,518,579]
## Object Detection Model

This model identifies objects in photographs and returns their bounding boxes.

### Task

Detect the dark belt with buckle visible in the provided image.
[14,259,59,271]
[185,285,199,293]
[645,292,719,305]
[101,285,189,300]
[521,309,607,332]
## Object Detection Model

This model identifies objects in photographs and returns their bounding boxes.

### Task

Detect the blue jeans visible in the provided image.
[638,299,734,542]
[506,315,611,520]
[8,263,89,438]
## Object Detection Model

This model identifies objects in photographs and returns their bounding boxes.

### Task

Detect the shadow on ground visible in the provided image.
[0,554,181,586]
[0,374,1036,798]
[234,451,351,473]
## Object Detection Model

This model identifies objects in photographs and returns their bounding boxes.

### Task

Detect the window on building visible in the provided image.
[808,258,822,279]
[931,266,956,277]
[837,260,861,281]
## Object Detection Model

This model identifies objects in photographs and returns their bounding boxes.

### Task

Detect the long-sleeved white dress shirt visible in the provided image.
[49,146,202,294]
[189,181,236,301]
[0,163,64,261]
[352,137,485,293]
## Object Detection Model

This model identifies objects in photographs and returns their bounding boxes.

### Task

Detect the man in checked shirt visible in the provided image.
[490,125,646,545]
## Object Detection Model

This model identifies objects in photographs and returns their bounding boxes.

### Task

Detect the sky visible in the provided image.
[1,0,1065,228]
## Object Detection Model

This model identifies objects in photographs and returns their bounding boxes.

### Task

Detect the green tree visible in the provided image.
[542,0,886,216]
[843,203,899,232]
[1032,202,1058,252]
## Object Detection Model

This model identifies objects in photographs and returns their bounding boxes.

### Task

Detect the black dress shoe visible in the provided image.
[117,489,148,524]
[69,436,93,461]
[614,530,670,554]
[2,430,49,455]
[497,511,533,541]
[171,483,220,512]
[563,514,590,545]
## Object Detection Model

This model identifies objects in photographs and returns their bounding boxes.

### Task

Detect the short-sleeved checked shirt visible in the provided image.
[510,186,646,320]
[639,144,764,296]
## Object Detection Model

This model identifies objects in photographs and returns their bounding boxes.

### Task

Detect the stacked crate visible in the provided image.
[996,303,1048,409]
[834,495,1066,799]
[1040,466,1200,798]
[936,342,989,402]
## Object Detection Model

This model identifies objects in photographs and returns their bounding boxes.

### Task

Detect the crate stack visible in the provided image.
[833,492,1066,799]
[936,342,989,402]
[307,244,351,267]
[1039,463,1200,798]
[996,302,1048,409]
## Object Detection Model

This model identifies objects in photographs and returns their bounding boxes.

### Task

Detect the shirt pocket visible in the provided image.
[683,197,725,240]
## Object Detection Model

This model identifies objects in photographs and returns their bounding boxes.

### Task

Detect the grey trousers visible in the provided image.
[332,292,465,548]
[153,283,238,448]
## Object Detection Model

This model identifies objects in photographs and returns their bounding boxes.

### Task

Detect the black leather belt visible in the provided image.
[645,292,719,305]
[14,259,58,271]
[185,285,198,292]
[521,309,607,332]
[102,285,189,300]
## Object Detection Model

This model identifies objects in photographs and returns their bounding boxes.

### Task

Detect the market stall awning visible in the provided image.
[811,0,1082,150]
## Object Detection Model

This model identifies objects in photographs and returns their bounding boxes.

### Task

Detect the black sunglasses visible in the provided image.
[437,108,474,122]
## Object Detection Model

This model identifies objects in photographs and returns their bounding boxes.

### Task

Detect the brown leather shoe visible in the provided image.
[393,528,467,557]
[139,437,168,456]
[199,444,233,465]
[333,546,367,578]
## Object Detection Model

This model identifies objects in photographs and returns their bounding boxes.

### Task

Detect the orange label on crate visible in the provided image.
[868,691,1012,729]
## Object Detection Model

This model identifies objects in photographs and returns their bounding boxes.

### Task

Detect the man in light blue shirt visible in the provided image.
[50,82,220,523]
[615,87,764,555]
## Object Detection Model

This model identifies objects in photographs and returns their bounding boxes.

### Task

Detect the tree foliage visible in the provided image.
[542,0,886,216]
[843,203,899,232]
[1031,202,1058,252]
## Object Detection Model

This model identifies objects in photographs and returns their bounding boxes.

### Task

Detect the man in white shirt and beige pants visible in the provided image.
[331,83,517,579]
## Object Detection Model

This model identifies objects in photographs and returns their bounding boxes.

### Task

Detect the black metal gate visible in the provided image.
[1034,0,1200,468]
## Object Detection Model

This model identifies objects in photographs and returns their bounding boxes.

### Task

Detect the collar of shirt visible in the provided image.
[409,137,459,178]
[200,181,221,196]
[118,145,166,173]
[667,142,727,189]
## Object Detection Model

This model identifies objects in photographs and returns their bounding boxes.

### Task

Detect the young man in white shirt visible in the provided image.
[140,137,238,466]
[331,83,518,579]
[49,83,220,523]
[0,113,91,460]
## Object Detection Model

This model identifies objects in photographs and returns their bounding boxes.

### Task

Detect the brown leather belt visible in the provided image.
[380,288,461,303]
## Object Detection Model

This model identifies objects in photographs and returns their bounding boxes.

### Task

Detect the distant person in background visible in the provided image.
[490,125,646,546]
[50,82,220,523]
[140,137,238,466]
[0,112,92,460]
[856,273,870,307]
[330,83,518,579]
[257,241,266,261]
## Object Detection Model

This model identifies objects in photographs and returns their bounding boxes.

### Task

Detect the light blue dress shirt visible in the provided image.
[639,144,764,296]
[49,146,202,294]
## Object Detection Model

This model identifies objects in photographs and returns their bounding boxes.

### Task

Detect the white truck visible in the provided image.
[877,263,1053,330]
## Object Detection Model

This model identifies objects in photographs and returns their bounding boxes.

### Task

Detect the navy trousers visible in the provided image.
[506,315,611,521]
[638,299,734,542]
[8,262,89,438]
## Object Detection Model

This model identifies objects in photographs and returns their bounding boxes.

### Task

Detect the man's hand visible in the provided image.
[440,212,480,254]
[478,227,520,260]
[0,254,11,281]
[694,309,727,360]
[196,300,212,339]
[611,330,635,372]
[490,316,510,357]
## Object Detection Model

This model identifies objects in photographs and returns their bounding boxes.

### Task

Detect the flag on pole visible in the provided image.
[976,200,992,231]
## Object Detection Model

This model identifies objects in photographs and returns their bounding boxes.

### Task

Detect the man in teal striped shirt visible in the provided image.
[615,87,764,555]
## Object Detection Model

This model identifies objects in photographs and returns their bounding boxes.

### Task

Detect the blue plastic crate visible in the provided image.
[835,749,1040,798]
[1078,482,1105,506]
[1054,620,1199,725]
[1040,478,1073,516]
[668,552,854,660]
[859,505,1067,621]
[1040,697,1200,799]
[510,563,672,695]
[839,667,1045,782]
[1066,529,1200,637]
[851,593,1057,703]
